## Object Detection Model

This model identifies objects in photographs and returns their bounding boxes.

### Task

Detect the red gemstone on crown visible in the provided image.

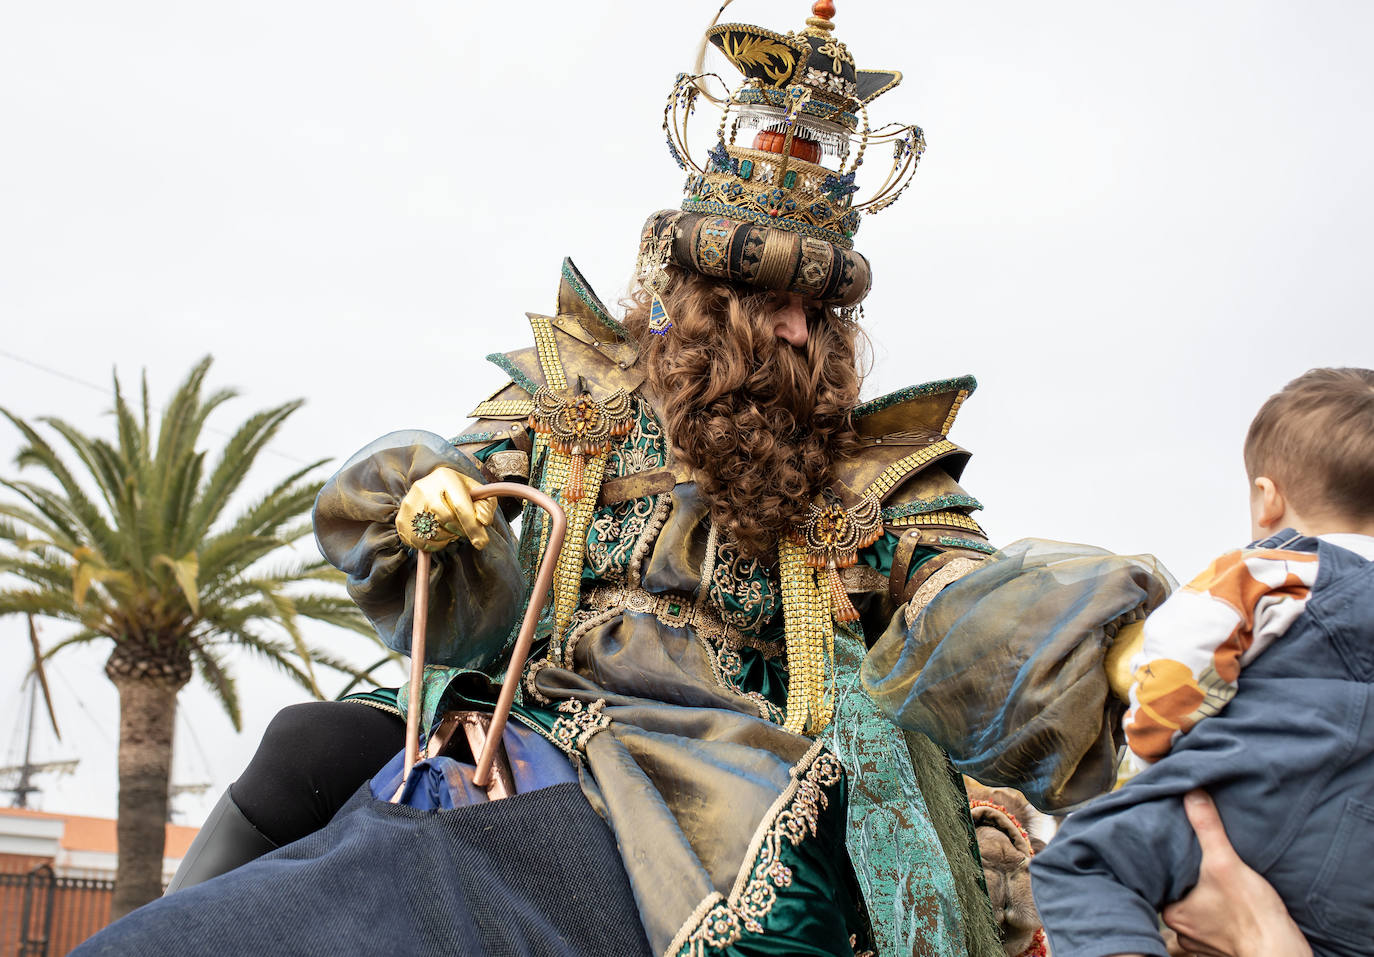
[752,130,822,164]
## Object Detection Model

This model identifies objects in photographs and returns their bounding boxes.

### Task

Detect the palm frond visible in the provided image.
[334,651,403,698]
[0,486,84,551]
[39,628,108,659]
[3,357,375,733]
[4,410,124,563]
[190,645,242,731]
[183,400,304,543]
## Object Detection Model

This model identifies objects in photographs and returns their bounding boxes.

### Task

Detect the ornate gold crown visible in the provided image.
[639,0,924,309]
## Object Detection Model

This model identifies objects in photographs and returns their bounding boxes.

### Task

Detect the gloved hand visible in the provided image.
[1104,619,1145,702]
[395,467,497,552]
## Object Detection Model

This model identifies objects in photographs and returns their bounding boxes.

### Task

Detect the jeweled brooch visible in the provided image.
[529,385,634,501]
[795,489,882,622]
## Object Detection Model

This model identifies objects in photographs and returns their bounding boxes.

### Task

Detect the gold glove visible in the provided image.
[395,467,497,552]
[1104,619,1146,702]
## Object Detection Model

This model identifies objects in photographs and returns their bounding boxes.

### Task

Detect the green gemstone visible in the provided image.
[668,603,681,615]
[739,159,754,180]
[783,170,798,189]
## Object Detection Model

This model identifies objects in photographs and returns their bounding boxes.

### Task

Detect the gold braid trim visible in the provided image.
[525,315,599,633]
[778,537,835,736]
[551,449,608,633]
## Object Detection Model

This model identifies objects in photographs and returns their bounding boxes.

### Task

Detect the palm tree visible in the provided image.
[0,357,385,918]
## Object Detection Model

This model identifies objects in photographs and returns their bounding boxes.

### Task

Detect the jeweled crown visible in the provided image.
[665,0,923,250]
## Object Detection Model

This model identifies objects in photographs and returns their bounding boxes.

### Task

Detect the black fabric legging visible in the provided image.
[230,701,404,847]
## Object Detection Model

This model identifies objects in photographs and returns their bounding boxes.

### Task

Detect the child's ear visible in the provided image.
[1253,476,1287,530]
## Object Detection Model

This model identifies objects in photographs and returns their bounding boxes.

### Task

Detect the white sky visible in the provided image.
[1,0,1370,822]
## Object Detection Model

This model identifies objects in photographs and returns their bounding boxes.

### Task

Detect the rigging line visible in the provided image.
[50,663,115,748]
[0,346,318,467]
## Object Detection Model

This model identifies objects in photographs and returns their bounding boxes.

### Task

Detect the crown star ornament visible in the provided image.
[640,0,925,309]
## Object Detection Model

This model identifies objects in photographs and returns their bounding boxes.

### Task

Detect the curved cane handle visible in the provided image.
[467,483,566,787]
[399,483,566,792]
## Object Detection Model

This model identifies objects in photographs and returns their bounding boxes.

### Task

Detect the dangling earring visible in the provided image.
[648,288,674,335]
[638,235,675,335]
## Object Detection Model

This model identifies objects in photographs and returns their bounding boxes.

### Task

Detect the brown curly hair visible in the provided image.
[623,271,865,558]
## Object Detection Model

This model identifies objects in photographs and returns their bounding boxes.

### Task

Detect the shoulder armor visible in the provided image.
[838,374,992,563]
[556,258,631,344]
[852,375,976,439]
[455,264,646,457]
[838,375,977,501]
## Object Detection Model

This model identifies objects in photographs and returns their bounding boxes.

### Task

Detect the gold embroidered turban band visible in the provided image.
[639,0,925,314]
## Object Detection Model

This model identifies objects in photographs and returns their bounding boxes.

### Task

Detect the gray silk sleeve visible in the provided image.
[313,430,528,670]
[861,538,1174,811]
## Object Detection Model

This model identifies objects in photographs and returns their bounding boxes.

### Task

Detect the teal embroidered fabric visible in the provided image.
[586,400,670,581]
[826,626,971,957]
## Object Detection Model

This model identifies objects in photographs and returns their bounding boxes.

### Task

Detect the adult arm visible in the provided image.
[313,429,528,672]
[862,539,1174,811]
[1155,791,1312,957]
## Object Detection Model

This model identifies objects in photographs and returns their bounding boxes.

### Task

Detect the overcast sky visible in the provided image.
[1,1,1370,822]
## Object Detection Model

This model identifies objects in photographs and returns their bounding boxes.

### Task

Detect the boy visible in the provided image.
[1031,368,1374,957]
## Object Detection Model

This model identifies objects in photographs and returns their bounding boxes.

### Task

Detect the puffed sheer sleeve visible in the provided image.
[861,539,1174,811]
[313,430,528,670]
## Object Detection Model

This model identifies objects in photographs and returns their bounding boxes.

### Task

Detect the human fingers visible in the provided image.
[1181,790,1235,863]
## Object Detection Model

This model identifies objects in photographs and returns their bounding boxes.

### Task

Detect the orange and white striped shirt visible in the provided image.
[1120,533,1374,779]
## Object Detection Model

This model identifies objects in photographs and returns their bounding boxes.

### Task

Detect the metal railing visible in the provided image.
[0,865,114,957]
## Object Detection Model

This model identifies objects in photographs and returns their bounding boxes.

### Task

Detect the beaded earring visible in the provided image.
[640,235,676,335]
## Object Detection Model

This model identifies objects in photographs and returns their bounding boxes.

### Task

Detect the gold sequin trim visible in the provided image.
[551,450,608,633]
[529,316,568,390]
[887,510,985,533]
[778,537,834,735]
[864,439,960,501]
[940,389,970,436]
[670,744,845,956]
[469,398,536,418]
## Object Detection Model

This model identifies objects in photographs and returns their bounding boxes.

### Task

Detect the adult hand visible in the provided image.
[1160,790,1312,957]
[395,467,496,552]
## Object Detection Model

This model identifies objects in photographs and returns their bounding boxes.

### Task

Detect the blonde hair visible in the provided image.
[1244,367,1374,520]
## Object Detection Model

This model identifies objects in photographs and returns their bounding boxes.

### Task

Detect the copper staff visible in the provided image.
[398,482,566,792]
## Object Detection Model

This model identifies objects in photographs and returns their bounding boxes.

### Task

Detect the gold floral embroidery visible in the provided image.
[549,697,611,755]
[587,495,662,579]
[708,536,780,635]
[673,746,846,956]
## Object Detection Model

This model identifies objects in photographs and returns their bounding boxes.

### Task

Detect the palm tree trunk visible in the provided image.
[107,668,182,918]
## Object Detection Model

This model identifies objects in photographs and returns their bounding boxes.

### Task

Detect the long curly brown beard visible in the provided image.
[622,272,864,558]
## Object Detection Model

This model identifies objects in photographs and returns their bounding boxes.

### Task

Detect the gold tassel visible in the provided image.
[826,565,859,622]
[565,453,587,502]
